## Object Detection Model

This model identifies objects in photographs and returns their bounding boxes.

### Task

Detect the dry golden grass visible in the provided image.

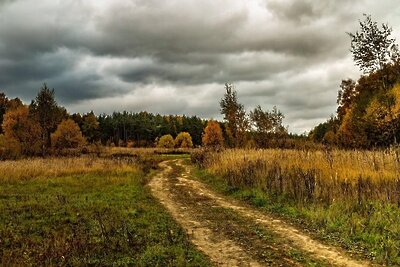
[207,149,400,182]
[202,148,400,204]
[0,156,139,181]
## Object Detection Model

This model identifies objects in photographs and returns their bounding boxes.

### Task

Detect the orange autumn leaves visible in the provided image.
[51,119,86,150]
[2,106,42,157]
[1,108,86,157]
[202,120,224,149]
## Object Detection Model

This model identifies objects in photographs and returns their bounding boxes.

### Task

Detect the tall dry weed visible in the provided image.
[202,149,400,205]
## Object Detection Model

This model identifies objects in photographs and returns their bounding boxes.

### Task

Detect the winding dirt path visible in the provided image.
[149,161,262,266]
[149,159,372,267]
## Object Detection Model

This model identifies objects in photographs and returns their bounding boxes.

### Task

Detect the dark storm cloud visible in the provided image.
[0,0,400,132]
[91,1,347,60]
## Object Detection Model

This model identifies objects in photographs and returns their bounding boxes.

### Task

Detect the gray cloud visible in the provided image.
[0,0,400,133]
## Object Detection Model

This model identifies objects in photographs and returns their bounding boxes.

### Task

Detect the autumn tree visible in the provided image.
[348,15,400,144]
[220,83,249,147]
[336,109,369,148]
[337,79,357,121]
[202,120,224,149]
[2,106,43,157]
[7,98,23,111]
[51,119,86,150]
[175,132,193,148]
[30,84,67,154]
[156,134,175,148]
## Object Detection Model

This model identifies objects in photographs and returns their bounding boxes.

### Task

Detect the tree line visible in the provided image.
[0,81,290,158]
[0,85,208,158]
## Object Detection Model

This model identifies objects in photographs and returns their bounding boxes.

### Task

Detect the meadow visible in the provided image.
[0,154,209,266]
[192,148,400,265]
[3,147,400,266]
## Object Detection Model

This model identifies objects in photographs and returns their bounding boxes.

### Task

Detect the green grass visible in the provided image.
[0,169,209,266]
[194,167,400,266]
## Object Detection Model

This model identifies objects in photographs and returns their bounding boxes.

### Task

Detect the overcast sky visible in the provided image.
[1,0,400,133]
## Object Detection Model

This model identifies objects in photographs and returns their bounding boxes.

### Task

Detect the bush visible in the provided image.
[175,132,193,148]
[51,119,86,150]
[156,134,175,149]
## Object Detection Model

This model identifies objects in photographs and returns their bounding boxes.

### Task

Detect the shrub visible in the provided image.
[51,119,86,150]
[175,132,193,148]
[156,134,175,148]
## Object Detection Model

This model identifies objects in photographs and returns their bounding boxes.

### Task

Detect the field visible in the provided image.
[192,148,400,265]
[2,147,400,266]
[0,155,209,266]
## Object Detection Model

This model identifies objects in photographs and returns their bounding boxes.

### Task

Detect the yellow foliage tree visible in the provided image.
[202,120,224,149]
[175,132,193,148]
[157,134,175,148]
[2,106,43,157]
[51,119,86,150]
[337,109,367,148]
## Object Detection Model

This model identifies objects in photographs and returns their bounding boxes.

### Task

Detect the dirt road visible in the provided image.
[148,159,371,266]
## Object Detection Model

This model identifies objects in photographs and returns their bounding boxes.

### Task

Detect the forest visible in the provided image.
[0,81,291,158]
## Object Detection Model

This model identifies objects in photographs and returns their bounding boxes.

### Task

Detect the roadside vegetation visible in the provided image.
[0,155,209,266]
[192,148,400,265]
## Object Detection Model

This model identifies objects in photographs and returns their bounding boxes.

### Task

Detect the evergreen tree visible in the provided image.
[30,84,67,154]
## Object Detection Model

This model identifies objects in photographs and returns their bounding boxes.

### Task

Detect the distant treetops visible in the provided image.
[0,82,290,159]
[1,77,289,159]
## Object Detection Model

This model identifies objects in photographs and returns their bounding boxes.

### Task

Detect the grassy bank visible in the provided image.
[0,156,209,266]
[192,149,400,266]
